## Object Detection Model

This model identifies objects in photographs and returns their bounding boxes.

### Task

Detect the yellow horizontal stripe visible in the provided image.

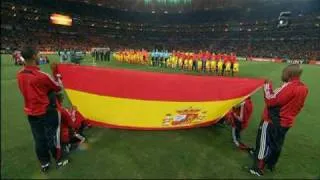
[65,89,245,128]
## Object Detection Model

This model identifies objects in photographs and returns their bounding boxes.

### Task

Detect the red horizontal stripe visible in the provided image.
[87,118,222,131]
[57,64,264,101]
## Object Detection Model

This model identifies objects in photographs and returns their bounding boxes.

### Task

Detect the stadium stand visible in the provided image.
[1,0,319,60]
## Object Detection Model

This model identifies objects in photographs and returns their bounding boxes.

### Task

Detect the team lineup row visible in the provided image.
[113,50,240,76]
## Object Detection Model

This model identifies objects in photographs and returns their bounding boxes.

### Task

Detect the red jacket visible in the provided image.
[216,54,221,61]
[232,98,253,129]
[57,101,76,129]
[67,108,86,130]
[231,55,237,63]
[59,106,76,143]
[262,78,308,127]
[57,100,82,143]
[17,65,61,116]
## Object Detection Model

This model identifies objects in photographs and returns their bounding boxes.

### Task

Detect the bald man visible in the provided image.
[249,64,309,176]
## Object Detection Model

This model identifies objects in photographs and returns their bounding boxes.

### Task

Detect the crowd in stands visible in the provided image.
[1,0,319,60]
[2,27,319,61]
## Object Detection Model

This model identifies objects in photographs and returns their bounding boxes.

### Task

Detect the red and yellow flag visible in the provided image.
[57,64,264,130]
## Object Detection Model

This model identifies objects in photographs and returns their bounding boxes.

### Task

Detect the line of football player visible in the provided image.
[114,50,239,76]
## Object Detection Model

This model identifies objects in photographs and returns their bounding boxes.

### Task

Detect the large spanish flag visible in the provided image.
[57,64,264,130]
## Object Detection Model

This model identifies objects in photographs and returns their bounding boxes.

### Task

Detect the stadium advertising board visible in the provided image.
[237,57,247,61]
[286,59,305,64]
[308,60,320,65]
[251,57,273,62]
[40,51,57,55]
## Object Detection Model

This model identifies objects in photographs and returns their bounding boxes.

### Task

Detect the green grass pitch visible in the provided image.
[1,54,320,179]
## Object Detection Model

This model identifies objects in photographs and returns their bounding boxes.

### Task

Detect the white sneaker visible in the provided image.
[75,133,86,144]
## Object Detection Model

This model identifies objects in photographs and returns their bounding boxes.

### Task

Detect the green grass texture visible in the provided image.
[1,54,320,179]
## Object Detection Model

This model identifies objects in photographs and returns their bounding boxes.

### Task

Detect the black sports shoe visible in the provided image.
[41,163,50,173]
[249,168,264,176]
[56,159,69,169]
